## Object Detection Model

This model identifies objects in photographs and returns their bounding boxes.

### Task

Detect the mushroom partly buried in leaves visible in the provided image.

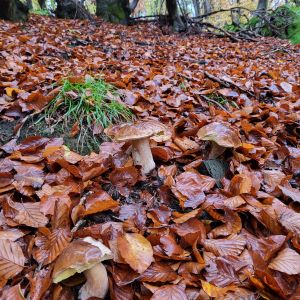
[105,120,172,174]
[52,237,112,300]
[197,122,241,159]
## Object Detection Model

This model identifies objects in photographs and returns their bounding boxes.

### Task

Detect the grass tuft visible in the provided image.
[35,75,134,153]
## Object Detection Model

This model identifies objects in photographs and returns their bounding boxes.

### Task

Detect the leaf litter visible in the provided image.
[0,14,300,299]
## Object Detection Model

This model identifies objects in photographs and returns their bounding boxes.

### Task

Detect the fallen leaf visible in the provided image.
[0,240,25,280]
[269,248,300,275]
[118,233,154,273]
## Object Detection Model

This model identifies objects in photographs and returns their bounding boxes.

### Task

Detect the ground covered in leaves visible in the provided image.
[0,15,300,300]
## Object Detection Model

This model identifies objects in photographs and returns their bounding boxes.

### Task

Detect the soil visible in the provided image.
[0,119,18,147]
[0,114,107,155]
[18,114,107,155]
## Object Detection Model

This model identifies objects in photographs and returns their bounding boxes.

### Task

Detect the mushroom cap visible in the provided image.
[52,237,112,283]
[197,122,241,148]
[105,120,172,143]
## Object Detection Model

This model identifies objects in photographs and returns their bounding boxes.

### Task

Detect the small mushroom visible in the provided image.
[105,120,171,174]
[197,122,241,159]
[52,237,112,300]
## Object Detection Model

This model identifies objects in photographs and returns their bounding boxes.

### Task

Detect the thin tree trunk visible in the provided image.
[38,0,47,9]
[166,0,185,31]
[192,0,200,17]
[256,0,268,15]
[203,0,211,15]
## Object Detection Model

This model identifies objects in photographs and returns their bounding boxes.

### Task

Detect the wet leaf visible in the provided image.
[151,284,188,300]
[118,233,154,273]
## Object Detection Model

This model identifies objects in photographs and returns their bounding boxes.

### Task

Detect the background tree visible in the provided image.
[166,0,185,31]
[38,0,47,9]
[55,0,90,19]
[256,0,268,15]
[96,0,139,24]
[192,0,201,16]
[0,0,29,21]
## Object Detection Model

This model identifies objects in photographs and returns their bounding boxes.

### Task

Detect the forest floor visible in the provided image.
[0,15,300,299]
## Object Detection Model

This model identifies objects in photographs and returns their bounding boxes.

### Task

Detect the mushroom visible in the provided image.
[52,237,112,300]
[105,120,171,174]
[197,122,241,159]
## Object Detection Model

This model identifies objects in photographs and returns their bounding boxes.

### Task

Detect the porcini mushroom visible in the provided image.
[105,120,171,174]
[52,237,112,300]
[197,122,241,159]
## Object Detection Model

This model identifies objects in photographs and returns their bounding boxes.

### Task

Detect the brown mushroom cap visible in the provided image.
[52,238,112,283]
[105,120,172,143]
[197,122,241,148]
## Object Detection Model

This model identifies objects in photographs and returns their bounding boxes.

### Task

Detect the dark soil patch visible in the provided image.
[0,119,18,147]
[19,114,108,155]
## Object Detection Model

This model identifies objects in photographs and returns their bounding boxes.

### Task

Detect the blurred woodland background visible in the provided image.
[0,0,300,43]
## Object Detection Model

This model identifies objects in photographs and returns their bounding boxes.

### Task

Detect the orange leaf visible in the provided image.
[118,233,154,273]
[84,190,119,216]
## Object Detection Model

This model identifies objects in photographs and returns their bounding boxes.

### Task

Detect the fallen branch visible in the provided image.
[204,71,255,97]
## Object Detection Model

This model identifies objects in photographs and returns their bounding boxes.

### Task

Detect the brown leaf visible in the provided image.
[0,240,25,280]
[229,174,252,195]
[204,235,246,256]
[14,165,44,188]
[109,166,139,187]
[84,189,119,216]
[69,122,80,137]
[151,285,188,300]
[201,280,236,298]
[34,228,72,265]
[139,262,178,283]
[0,228,26,241]
[268,248,300,275]
[29,267,53,300]
[0,284,25,300]
[279,185,300,203]
[4,199,48,228]
[118,233,154,273]
[171,218,206,245]
[172,171,215,207]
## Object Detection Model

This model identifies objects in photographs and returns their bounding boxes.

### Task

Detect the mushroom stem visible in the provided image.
[79,262,109,300]
[209,142,226,159]
[132,138,155,174]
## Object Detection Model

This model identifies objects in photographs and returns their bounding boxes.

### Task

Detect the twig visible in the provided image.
[200,94,229,112]
[204,71,255,97]
[204,71,230,87]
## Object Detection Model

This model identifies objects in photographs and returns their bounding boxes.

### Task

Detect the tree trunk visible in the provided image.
[256,0,268,15]
[166,0,185,31]
[192,0,200,17]
[0,0,29,21]
[38,0,47,9]
[231,0,241,26]
[96,0,134,24]
[55,0,90,19]
[203,0,211,15]
[26,0,33,10]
